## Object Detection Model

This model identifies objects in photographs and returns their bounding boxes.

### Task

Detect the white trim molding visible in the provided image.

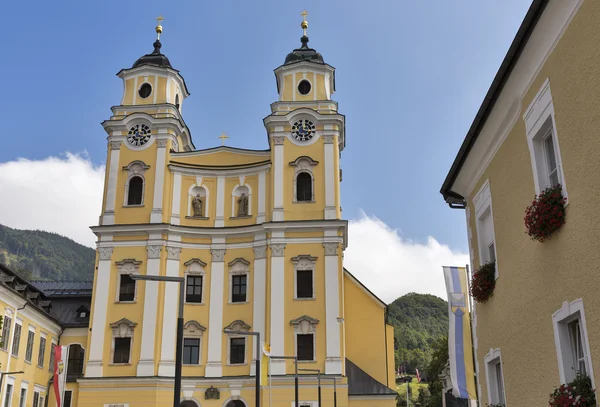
[158,247,181,376]
[552,299,595,386]
[291,255,317,300]
[206,248,226,377]
[472,180,498,277]
[137,247,161,376]
[291,315,319,363]
[184,258,207,305]
[483,348,506,407]
[228,258,250,304]
[523,78,568,198]
[323,243,342,374]
[290,156,318,203]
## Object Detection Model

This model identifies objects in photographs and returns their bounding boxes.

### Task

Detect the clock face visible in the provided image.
[291,119,316,142]
[127,124,152,147]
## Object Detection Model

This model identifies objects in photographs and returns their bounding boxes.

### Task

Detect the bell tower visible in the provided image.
[264,11,345,222]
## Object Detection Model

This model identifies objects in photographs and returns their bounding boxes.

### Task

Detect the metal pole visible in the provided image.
[255,333,260,407]
[406,381,409,407]
[317,373,321,407]
[466,264,480,404]
[295,361,299,407]
[174,281,184,407]
[333,377,337,407]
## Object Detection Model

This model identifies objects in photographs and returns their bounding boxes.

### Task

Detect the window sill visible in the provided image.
[185,216,209,220]
[226,363,248,367]
[183,363,203,367]
[109,363,132,366]
[228,301,249,305]
[294,297,316,301]
[0,348,7,353]
[11,354,18,359]
[37,365,44,369]
[297,360,317,364]
[293,201,316,204]
[114,301,137,304]
[122,204,145,208]
[24,360,32,365]
[184,302,206,306]
[230,215,252,220]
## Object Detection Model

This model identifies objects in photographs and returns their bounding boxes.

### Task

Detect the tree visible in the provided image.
[425,336,448,407]
[417,387,431,406]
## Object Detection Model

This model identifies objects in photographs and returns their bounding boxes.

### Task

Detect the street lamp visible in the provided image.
[269,356,298,407]
[0,371,24,397]
[130,274,185,407]
[223,329,260,407]
[298,368,321,407]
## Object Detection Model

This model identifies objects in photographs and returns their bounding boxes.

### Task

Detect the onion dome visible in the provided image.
[132,39,172,69]
[284,35,325,65]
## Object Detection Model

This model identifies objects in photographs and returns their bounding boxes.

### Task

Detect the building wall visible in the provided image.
[461,1,600,405]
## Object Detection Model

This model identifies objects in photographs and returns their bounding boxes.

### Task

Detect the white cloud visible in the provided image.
[0,154,468,302]
[344,212,469,303]
[0,153,105,248]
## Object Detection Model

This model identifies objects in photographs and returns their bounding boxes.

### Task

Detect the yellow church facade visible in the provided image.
[1,15,399,407]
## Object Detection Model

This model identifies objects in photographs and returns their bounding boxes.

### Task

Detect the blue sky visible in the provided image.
[0,0,530,254]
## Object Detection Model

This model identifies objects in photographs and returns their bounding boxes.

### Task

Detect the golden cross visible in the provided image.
[301,10,309,36]
[156,15,164,40]
[218,132,229,146]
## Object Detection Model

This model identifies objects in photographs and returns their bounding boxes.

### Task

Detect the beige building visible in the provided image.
[440,0,600,405]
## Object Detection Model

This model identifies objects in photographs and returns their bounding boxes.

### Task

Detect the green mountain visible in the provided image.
[0,224,95,281]
[388,292,448,376]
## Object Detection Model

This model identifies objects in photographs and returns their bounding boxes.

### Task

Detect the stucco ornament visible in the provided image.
[98,247,114,261]
[253,245,267,259]
[146,245,162,259]
[291,255,317,270]
[167,246,181,261]
[323,243,339,256]
[270,244,286,257]
[211,249,226,262]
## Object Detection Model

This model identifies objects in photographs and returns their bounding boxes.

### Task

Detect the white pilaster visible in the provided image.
[250,245,267,376]
[205,248,226,377]
[102,141,121,225]
[215,176,226,227]
[272,135,285,221]
[158,246,181,376]
[269,243,286,375]
[324,243,342,374]
[150,139,168,223]
[171,172,182,225]
[85,247,113,377]
[257,172,266,224]
[323,135,337,219]
[137,245,162,376]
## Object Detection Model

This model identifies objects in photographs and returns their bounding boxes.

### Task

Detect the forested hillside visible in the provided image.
[0,224,95,281]
[388,292,448,375]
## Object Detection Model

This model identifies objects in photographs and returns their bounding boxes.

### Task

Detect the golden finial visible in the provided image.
[156,15,164,40]
[218,132,230,146]
[301,10,308,36]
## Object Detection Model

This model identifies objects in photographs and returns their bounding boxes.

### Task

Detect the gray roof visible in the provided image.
[31,281,93,296]
[346,358,397,396]
[31,281,92,328]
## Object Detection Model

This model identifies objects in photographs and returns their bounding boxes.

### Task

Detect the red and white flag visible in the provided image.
[53,345,69,407]
[416,368,421,383]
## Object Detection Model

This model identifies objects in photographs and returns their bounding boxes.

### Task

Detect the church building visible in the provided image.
[0,13,396,407]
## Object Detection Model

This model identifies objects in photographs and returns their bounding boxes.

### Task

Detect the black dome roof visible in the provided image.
[284,36,324,65]
[132,40,172,69]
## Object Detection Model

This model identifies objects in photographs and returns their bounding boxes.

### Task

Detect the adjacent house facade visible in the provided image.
[440,0,597,405]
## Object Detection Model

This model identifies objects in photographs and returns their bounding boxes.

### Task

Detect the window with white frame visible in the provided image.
[1,315,12,351]
[49,341,56,372]
[473,180,498,272]
[11,321,21,356]
[228,258,250,303]
[32,392,40,407]
[484,348,506,406]
[38,335,46,367]
[289,156,318,203]
[225,320,251,365]
[25,328,35,362]
[524,79,567,196]
[110,318,136,364]
[553,299,594,384]
[3,383,13,407]
[291,255,317,300]
[123,161,150,206]
[115,259,141,302]
[183,321,205,365]
[291,315,319,362]
[184,258,206,304]
[18,386,26,407]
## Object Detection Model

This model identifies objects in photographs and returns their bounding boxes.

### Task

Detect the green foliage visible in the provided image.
[0,224,95,281]
[418,387,431,406]
[424,336,448,407]
[388,293,448,375]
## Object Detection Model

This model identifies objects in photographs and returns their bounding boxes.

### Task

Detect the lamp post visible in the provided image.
[298,368,321,407]
[223,329,260,407]
[269,356,298,407]
[0,371,24,398]
[130,274,185,407]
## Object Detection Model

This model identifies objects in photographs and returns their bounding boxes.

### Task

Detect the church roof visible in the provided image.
[284,35,325,66]
[132,39,173,69]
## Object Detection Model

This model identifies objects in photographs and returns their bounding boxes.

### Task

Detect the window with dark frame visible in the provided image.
[32,392,40,407]
[113,337,131,364]
[296,172,312,202]
[1,316,12,350]
[127,176,144,205]
[231,275,247,303]
[67,344,85,376]
[186,275,203,303]
[119,274,136,302]
[297,334,314,361]
[296,270,313,298]
[183,338,200,365]
[63,390,72,407]
[11,323,21,356]
[49,344,55,372]
[230,337,246,364]
[18,388,26,407]
[38,336,46,367]
[25,330,34,362]
[4,384,12,407]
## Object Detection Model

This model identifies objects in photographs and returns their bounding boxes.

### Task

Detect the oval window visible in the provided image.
[138,83,152,99]
[298,80,311,95]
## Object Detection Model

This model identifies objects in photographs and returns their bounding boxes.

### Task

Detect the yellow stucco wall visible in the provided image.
[464,2,600,405]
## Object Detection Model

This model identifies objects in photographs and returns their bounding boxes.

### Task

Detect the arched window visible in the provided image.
[296,172,312,202]
[67,344,85,377]
[127,176,144,205]
[175,94,180,109]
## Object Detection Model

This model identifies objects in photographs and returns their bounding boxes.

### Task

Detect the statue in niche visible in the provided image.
[237,193,248,216]
[192,194,203,217]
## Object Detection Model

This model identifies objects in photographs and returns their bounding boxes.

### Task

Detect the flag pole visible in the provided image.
[465,264,480,406]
